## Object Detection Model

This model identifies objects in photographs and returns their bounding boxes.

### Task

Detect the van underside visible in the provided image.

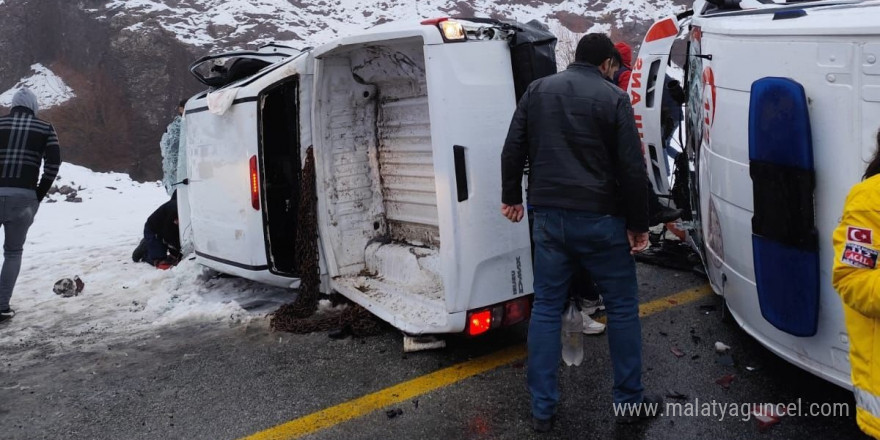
[314,37,451,333]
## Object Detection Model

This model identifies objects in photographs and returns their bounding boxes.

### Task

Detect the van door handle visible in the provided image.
[453,145,468,202]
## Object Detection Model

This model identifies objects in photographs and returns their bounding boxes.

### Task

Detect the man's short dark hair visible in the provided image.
[178,99,187,108]
[575,33,615,66]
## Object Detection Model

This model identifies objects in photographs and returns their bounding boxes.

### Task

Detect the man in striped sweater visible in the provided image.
[0,88,61,323]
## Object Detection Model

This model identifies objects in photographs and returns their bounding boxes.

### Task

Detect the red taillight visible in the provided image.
[249,155,260,210]
[467,310,492,336]
[420,17,449,25]
[503,297,532,326]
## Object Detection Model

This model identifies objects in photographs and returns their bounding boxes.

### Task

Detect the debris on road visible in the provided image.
[74,276,85,294]
[53,277,84,297]
[385,408,404,419]
[746,366,759,372]
[671,347,685,358]
[666,390,688,400]
[715,374,736,389]
[715,341,731,353]
[753,404,786,432]
[717,353,735,367]
[328,327,351,340]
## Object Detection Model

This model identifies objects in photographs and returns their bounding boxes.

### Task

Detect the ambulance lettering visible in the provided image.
[702,66,716,142]
[630,58,643,107]
[634,114,644,140]
[841,242,879,269]
[631,58,645,151]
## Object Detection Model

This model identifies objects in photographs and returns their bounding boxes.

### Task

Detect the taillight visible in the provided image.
[503,297,532,326]
[466,298,532,336]
[249,155,260,210]
[467,310,491,336]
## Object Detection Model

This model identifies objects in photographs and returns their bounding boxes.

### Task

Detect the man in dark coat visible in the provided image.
[0,88,61,323]
[132,192,180,269]
[500,33,660,431]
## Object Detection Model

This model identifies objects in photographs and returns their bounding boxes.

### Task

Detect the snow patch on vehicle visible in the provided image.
[0,64,75,110]
[0,163,293,369]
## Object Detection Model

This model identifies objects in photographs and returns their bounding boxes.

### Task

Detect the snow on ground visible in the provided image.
[0,64,76,110]
[1,163,294,368]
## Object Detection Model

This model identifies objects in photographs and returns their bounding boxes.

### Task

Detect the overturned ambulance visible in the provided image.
[180,19,557,336]
[633,0,880,388]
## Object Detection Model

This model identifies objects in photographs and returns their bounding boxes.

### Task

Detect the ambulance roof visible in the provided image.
[695,1,880,36]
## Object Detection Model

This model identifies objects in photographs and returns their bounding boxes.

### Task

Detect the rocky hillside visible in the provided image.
[0,0,688,180]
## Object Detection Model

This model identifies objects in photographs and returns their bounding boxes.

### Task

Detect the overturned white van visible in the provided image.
[180,19,555,335]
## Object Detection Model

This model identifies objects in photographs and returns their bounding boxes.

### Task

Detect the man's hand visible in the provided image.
[627,230,649,254]
[501,204,525,223]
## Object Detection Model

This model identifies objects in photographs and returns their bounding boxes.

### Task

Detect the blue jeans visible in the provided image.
[528,207,643,420]
[0,196,38,310]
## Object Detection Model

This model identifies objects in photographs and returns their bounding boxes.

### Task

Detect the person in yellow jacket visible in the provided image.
[832,130,880,440]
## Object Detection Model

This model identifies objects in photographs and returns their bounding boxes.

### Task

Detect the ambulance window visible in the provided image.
[645,60,661,108]
[685,38,705,151]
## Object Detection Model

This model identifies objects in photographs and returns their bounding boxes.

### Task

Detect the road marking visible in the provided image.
[241,284,713,440]
[595,283,714,324]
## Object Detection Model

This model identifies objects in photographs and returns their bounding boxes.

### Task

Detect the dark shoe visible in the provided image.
[0,308,15,324]
[651,206,683,225]
[132,238,147,262]
[532,415,554,433]
[616,394,663,424]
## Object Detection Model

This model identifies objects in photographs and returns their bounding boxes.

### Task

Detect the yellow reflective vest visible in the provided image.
[832,174,880,440]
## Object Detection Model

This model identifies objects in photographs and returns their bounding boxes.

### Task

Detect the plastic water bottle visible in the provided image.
[561,298,584,366]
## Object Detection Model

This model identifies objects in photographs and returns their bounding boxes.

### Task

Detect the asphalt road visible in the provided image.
[0,264,870,440]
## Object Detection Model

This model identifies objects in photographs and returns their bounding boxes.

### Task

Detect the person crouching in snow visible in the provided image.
[132,192,181,269]
[832,129,880,439]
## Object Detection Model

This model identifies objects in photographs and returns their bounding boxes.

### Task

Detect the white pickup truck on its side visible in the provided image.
[180,18,557,337]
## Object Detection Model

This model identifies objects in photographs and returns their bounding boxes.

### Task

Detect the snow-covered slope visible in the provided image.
[1,164,294,368]
[0,64,75,110]
[93,0,686,48]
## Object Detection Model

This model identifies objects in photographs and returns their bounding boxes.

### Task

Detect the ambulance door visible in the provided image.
[631,16,685,196]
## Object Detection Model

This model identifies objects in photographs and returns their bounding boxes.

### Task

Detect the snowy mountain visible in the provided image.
[0,0,688,180]
[91,0,687,48]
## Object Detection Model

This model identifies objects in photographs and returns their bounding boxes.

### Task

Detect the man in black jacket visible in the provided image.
[501,34,658,431]
[0,88,61,323]
[132,192,180,270]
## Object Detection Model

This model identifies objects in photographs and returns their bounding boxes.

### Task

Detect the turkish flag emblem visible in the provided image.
[848,227,873,245]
